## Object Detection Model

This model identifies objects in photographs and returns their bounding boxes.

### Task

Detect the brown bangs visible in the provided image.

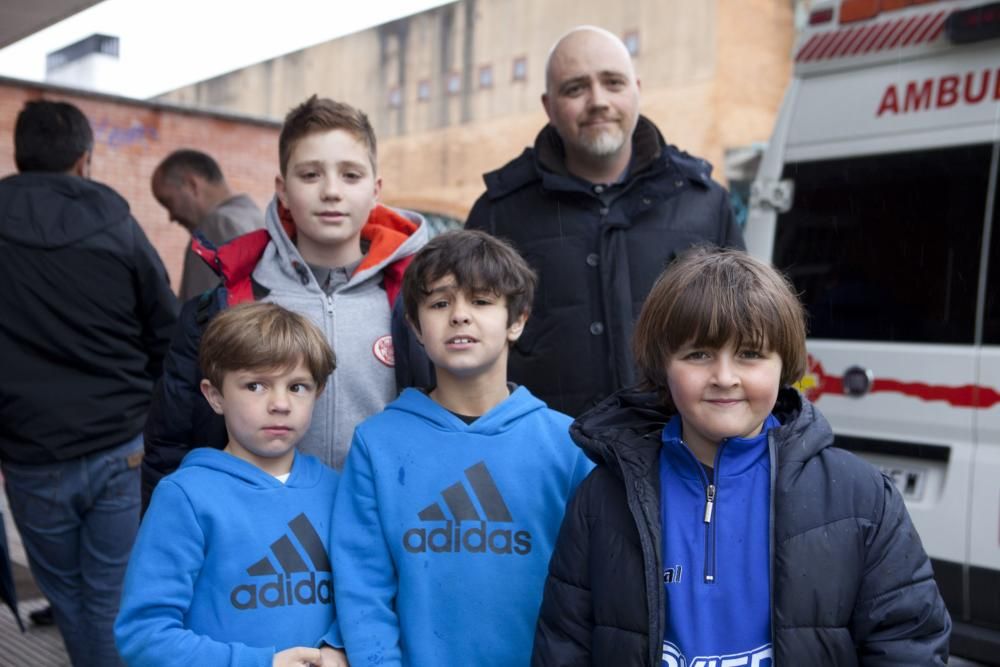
[279,95,377,176]
[200,303,336,393]
[403,230,536,330]
[633,246,807,401]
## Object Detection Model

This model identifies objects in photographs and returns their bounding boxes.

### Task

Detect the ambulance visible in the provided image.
[744,0,1000,660]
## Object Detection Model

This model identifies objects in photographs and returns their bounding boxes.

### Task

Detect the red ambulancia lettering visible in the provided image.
[877,67,1000,116]
[966,70,990,104]
[905,80,932,112]
[936,75,959,108]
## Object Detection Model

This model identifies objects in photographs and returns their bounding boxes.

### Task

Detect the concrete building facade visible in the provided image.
[157,0,796,219]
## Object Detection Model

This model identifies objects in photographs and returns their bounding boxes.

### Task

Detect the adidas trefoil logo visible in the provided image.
[230,513,333,610]
[402,461,532,556]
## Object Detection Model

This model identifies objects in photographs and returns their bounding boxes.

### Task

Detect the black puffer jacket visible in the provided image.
[465,118,743,416]
[532,388,951,666]
[0,173,177,464]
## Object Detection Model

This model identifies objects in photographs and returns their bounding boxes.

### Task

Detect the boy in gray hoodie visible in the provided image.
[141,95,430,504]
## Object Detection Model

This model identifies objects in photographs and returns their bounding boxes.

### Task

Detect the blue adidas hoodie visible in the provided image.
[329,386,593,667]
[659,414,778,666]
[115,449,339,667]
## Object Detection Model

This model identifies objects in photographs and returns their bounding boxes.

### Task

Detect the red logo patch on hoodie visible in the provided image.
[373,335,395,367]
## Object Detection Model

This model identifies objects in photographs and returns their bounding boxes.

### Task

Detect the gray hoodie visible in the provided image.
[253,197,428,469]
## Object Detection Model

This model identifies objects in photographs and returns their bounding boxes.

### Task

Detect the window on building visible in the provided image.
[624,30,640,57]
[478,65,494,89]
[388,86,402,109]
[447,72,461,95]
[772,144,991,344]
[417,79,431,102]
[512,56,527,82]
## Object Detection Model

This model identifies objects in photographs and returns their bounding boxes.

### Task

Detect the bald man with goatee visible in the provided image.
[466,26,744,416]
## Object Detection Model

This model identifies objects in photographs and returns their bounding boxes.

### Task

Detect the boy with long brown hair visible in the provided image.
[533,247,950,666]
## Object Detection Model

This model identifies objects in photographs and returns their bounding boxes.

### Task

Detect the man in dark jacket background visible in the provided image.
[466,25,744,416]
[0,100,178,666]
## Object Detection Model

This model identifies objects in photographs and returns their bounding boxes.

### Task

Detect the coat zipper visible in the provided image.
[688,440,725,584]
[703,481,717,583]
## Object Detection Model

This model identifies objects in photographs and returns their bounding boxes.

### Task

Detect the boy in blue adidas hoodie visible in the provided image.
[532,248,950,666]
[328,230,593,666]
[115,303,346,667]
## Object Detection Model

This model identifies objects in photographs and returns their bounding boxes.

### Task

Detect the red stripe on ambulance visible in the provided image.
[799,356,1000,408]
[859,21,895,54]
[797,12,947,63]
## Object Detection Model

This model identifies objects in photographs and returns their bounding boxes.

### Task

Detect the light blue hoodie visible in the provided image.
[329,386,593,666]
[115,449,339,667]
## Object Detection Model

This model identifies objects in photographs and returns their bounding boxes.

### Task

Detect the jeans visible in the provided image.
[3,434,142,667]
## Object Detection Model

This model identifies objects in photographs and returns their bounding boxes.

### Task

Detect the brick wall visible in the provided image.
[0,78,281,293]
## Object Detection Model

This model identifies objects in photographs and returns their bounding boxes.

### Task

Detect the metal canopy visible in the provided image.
[0,1,105,50]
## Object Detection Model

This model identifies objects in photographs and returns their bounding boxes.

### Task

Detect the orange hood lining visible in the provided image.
[276,200,419,274]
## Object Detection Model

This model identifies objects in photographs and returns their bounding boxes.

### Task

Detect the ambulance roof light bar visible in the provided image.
[839,0,942,25]
[809,7,836,24]
[946,2,1000,43]
[807,0,1000,44]
[808,0,837,25]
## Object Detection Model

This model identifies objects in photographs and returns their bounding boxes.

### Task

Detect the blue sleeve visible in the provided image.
[320,468,343,650]
[114,480,275,667]
[330,430,403,667]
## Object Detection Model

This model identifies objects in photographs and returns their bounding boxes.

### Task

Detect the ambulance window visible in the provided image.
[773,144,991,344]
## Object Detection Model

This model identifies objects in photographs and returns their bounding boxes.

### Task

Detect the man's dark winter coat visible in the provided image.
[532,388,951,666]
[465,117,744,416]
[0,173,178,464]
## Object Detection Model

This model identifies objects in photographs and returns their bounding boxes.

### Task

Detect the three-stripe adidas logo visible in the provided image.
[230,513,333,610]
[402,461,532,556]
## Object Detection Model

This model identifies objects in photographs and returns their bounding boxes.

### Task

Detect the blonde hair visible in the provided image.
[200,303,335,392]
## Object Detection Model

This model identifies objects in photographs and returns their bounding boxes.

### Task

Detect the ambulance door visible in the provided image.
[770,142,991,585]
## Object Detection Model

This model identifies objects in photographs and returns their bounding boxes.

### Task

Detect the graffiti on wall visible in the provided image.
[89,116,159,150]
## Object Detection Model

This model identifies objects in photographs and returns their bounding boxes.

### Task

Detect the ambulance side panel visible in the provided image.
[747,24,1000,659]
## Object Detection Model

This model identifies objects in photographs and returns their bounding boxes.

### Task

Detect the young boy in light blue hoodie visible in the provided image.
[329,230,593,666]
[115,303,345,667]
